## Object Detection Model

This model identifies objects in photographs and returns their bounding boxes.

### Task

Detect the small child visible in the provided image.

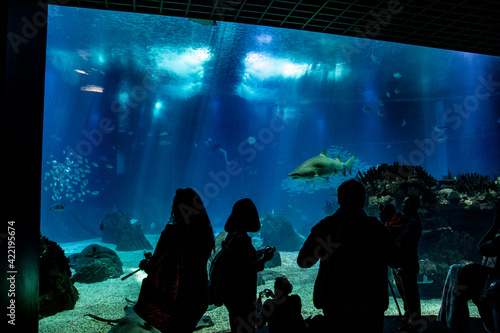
[379,204,406,238]
[256,277,306,333]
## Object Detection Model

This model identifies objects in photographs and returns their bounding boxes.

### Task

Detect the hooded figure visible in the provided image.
[222,198,274,333]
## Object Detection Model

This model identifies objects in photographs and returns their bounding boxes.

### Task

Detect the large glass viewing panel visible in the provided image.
[39,5,499,330]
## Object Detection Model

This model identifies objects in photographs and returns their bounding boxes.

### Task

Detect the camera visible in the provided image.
[259,288,274,298]
[265,246,276,254]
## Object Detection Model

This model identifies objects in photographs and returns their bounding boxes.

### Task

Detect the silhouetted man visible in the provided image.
[297,179,402,333]
[395,195,422,329]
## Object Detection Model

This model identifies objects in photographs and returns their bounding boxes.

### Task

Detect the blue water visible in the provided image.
[41,5,500,242]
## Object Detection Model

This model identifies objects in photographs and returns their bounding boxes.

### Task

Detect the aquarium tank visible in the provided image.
[39,4,500,332]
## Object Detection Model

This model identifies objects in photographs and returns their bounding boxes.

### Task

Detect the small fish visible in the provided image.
[386,91,391,98]
[91,191,100,195]
[394,88,400,94]
[105,164,113,169]
[92,162,99,167]
[362,106,372,113]
[49,203,65,211]
[158,132,172,146]
[246,136,256,145]
[401,119,406,127]
[393,72,402,79]
[377,99,384,107]
[378,109,386,117]
[371,54,377,63]
[433,126,448,131]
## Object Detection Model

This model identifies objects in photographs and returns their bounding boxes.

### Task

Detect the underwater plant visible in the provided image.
[39,235,79,317]
[454,173,497,195]
[355,162,437,198]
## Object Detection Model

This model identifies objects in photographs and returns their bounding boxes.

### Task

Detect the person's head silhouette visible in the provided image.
[170,188,209,227]
[337,179,366,209]
[403,195,420,215]
[225,198,261,233]
[274,276,293,296]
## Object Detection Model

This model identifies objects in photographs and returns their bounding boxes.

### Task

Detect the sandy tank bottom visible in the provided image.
[38,235,480,333]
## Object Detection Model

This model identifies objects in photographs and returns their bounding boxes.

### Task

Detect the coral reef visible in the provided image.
[439,172,498,196]
[39,235,79,318]
[435,172,499,212]
[355,162,437,216]
[355,164,499,298]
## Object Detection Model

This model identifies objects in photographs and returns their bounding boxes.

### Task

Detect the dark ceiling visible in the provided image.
[15,0,500,57]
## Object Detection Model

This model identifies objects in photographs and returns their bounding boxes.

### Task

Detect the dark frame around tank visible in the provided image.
[2,2,499,331]
[2,1,47,331]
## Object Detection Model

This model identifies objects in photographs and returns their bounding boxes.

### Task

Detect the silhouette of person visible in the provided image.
[394,195,422,329]
[256,276,306,333]
[379,203,406,239]
[134,188,215,333]
[297,179,402,333]
[222,198,275,333]
[477,210,500,332]
[438,211,500,333]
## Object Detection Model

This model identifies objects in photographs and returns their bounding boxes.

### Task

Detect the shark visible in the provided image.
[287,150,356,181]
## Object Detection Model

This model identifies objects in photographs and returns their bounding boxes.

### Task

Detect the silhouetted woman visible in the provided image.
[134,188,215,332]
[477,210,500,332]
[222,198,275,333]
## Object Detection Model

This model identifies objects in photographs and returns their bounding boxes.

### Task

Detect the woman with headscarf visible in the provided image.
[134,188,215,332]
[222,198,275,333]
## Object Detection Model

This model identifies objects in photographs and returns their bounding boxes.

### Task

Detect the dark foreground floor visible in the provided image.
[383,316,488,333]
[252,316,488,333]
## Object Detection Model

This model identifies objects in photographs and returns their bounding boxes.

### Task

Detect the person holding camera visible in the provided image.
[222,198,275,333]
[394,195,422,329]
[256,276,306,333]
[134,188,215,333]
